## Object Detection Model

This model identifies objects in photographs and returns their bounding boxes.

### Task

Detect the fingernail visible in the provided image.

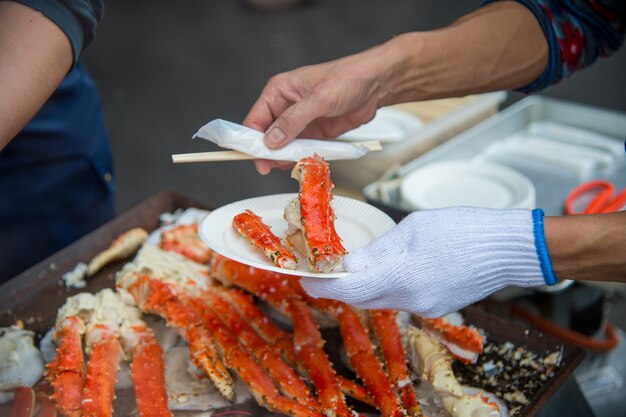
[258,165,271,175]
[254,160,272,175]
[265,127,287,148]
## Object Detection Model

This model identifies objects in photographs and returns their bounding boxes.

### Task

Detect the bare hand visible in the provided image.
[243,48,391,174]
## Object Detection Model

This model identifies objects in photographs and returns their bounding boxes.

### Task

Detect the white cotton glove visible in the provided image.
[300,207,556,318]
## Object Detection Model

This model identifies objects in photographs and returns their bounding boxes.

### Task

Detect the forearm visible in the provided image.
[544,212,626,282]
[373,1,548,104]
[0,1,73,149]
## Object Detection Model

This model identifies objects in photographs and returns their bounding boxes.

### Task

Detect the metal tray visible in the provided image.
[0,191,585,416]
[364,96,626,222]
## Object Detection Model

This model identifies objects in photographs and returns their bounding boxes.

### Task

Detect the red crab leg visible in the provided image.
[233,210,298,270]
[200,291,318,409]
[289,155,347,272]
[9,387,35,417]
[46,316,85,417]
[83,323,122,417]
[169,288,323,416]
[212,255,361,417]
[125,324,172,417]
[34,394,58,417]
[337,377,376,408]
[159,224,212,264]
[288,299,360,417]
[82,324,122,417]
[416,316,484,364]
[215,285,372,408]
[312,300,406,417]
[215,287,297,365]
[121,273,235,401]
[370,310,421,416]
[211,254,297,314]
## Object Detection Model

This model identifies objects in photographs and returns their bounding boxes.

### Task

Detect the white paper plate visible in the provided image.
[199,194,396,278]
[339,107,423,143]
[401,161,536,210]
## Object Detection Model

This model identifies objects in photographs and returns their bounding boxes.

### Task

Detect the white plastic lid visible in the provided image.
[400,161,536,210]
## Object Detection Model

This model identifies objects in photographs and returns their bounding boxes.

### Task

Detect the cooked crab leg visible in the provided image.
[119,272,235,401]
[82,289,130,417]
[34,391,58,417]
[9,387,35,417]
[287,299,359,417]
[233,209,298,269]
[215,286,374,408]
[407,326,499,417]
[159,224,212,264]
[82,324,122,417]
[121,316,171,417]
[414,315,484,364]
[199,290,318,408]
[311,300,406,417]
[152,237,297,361]
[336,376,376,408]
[285,155,347,273]
[122,250,323,416]
[212,254,362,417]
[46,289,171,417]
[185,299,323,417]
[214,287,298,366]
[370,310,421,416]
[46,316,86,417]
[211,253,302,312]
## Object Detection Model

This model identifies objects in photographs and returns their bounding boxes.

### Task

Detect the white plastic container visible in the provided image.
[330,91,508,192]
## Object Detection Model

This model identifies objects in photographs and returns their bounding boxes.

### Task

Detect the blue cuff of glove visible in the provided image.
[532,208,557,285]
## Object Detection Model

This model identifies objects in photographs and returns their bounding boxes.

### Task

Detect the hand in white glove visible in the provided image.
[300,207,556,317]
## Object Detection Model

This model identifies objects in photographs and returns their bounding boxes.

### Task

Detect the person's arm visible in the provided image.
[545,212,626,282]
[0,0,104,150]
[298,208,626,318]
[0,1,73,149]
[379,1,549,103]
[245,1,548,173]
[484,0,626,93]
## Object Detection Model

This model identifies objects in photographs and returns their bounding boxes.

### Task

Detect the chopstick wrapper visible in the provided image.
[193,119,369,161]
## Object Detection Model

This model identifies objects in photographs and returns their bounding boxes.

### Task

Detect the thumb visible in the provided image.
[300,271,379,307]
[264,94,330,149]
[299,275,359,301]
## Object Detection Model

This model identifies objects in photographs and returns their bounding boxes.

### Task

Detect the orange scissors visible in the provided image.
[564,179,626,215]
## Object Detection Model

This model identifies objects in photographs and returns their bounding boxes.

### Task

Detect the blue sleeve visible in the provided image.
[5,0,104,65]
[482,0,625,93]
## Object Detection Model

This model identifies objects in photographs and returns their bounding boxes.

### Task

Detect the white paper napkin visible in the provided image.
[193,119,369,161]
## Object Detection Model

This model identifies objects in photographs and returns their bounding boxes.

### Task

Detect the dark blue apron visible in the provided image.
[0,61,115,282]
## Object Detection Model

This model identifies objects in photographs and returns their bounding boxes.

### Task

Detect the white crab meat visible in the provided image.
[0,326,45,403]
[408,326,502,417]
[119,244,213,292]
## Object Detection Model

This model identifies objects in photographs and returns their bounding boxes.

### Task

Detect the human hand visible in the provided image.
[300,207,555,317]
[243,46,396,174]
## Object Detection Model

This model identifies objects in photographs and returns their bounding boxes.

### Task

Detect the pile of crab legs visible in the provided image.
[42,222,427,417]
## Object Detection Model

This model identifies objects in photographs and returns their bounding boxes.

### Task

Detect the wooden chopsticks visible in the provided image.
[171,140,382,164]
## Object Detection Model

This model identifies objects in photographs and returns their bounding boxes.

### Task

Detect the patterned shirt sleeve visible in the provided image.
[482,0,625,93]
[3,0,104,65]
